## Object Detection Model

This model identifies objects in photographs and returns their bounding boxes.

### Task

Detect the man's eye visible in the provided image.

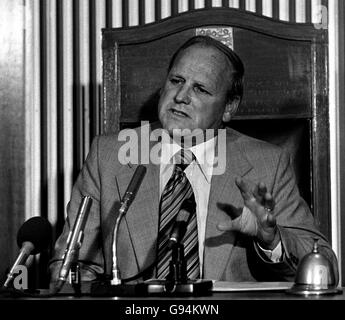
[195,86,210,95]
[170,78,182,85]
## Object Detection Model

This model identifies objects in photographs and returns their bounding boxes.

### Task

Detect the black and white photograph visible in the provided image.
[0,0,344,317]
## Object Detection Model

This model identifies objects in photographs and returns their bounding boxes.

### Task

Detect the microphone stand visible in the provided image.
[90,202,141,296]
[53,196,92,296]
[139,241,213,296]
[139,196,213,296]
[90,165,147,297]
[166,243,188,286]
[69,262,81,296]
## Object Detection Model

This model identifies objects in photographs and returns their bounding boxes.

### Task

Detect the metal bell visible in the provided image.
[287,238,342,296]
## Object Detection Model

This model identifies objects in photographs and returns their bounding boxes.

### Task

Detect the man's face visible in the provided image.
[158,45,233,137]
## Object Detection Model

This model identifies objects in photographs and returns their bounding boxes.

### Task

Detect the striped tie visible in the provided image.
[156,149,200,280]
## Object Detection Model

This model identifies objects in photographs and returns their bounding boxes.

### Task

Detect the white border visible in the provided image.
[328,0,342,283]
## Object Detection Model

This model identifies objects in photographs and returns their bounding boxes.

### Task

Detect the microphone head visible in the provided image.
[127,165,147,197]
[17,217,52,254]
[180,197,196,217]
[168,197,197,249]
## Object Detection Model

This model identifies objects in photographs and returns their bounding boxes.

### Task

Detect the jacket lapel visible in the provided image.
[204,129,253,280]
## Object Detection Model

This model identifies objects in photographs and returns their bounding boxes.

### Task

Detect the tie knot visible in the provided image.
[174,149,195,171]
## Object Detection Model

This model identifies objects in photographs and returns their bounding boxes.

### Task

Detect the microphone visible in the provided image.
[118,165,147,215]
[3,217,52,288]
[111,165,147,285]
[168,197,196,250]
[90,166,147,296]
[54,196,92,292]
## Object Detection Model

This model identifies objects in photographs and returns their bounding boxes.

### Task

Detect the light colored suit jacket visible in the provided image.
[49,125,339,283]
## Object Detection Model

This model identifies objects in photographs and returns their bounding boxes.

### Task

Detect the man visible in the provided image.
[49,36,338,284]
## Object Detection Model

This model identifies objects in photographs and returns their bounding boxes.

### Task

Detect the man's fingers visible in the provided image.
[264,194,275,211]
[217,213,245,233]
[243,197,264,219]
[236,177,275,211]
[243,198,275,227]
[218,208,258,237]
[236,178,277,230]
[257,182,267,198]
[235,178,255,201]
[236,178,270,205]
[217,203,242,219]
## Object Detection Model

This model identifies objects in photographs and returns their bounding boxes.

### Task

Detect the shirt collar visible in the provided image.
[160,135,216,184]
[190,137,216,184]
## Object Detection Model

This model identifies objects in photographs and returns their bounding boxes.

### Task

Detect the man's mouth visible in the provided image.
[169,108,189,118]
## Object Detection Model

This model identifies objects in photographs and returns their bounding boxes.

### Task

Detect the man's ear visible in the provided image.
[222,97,240,123]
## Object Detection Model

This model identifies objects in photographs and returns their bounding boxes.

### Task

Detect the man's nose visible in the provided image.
[174,85,191,104]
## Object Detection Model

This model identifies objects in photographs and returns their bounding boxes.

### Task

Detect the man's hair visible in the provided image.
[168,35,245,103]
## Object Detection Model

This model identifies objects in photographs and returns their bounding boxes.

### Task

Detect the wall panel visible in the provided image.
[0,0,25,282]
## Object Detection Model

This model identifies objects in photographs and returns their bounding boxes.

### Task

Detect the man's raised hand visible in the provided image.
[218,177,280,250]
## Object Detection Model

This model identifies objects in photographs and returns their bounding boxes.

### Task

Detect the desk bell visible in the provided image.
[287,238,342,296]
